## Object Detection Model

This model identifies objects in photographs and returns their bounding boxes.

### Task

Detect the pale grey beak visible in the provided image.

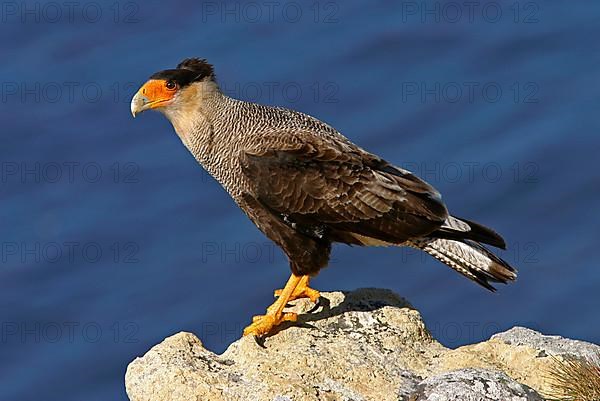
[130,91,150,118]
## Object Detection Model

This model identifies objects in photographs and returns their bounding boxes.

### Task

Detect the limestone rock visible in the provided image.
[492,326,600,360]
[411,368,543,401]
[125,289,597,401]
[126,289,438,401]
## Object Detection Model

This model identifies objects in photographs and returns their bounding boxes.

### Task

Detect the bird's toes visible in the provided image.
[243,312,298,337]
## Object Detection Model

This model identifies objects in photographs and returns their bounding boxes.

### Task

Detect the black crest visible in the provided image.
[177,58,215,79]
[149,58,215,88]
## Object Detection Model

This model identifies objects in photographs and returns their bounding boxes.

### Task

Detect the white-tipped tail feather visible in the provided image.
[350,215,517,290]
[409,237,517,291]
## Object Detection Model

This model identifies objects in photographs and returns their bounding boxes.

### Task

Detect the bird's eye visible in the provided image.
[165,80,177,90]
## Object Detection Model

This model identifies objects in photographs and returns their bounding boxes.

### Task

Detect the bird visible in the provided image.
[131,58,517,337]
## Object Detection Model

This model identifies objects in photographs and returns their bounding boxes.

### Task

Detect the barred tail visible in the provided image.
[410,237,517,291]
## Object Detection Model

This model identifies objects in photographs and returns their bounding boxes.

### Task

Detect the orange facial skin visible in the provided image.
[136,79,178,109]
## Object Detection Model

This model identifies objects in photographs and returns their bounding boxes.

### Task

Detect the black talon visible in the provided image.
[307,297,321,313]
[253,335,267,348]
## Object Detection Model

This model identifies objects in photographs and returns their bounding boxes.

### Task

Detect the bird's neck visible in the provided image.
[163,84,245,195]
[162,81,219,148]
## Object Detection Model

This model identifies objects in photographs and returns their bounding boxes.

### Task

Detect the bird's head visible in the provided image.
[130,58,216,118]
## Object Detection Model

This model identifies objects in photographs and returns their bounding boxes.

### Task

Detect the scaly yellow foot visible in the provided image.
[274,275,320,303]
[243,273,304,337]
[243,312,298,337]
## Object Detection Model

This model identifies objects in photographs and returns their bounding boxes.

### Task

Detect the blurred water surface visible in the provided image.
[1,1,599,400]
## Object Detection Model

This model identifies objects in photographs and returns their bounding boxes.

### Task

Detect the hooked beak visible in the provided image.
[130,91,149,118]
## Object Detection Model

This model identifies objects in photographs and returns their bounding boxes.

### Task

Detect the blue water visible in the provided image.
[1,1,599,400]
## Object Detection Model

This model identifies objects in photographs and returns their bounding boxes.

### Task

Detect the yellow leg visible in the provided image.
[274,275,320,303]
[243,274,303,337]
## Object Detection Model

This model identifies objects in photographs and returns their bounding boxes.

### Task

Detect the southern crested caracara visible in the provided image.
[131,58,516,337]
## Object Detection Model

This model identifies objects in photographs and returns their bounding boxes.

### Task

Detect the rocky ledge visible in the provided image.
[125,289,600,401]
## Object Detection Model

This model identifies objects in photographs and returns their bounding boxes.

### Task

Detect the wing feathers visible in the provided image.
[433,215,507,249]
[242,131,448,243]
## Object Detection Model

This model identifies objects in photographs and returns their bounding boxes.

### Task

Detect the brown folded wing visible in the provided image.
[241,131,448,244]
